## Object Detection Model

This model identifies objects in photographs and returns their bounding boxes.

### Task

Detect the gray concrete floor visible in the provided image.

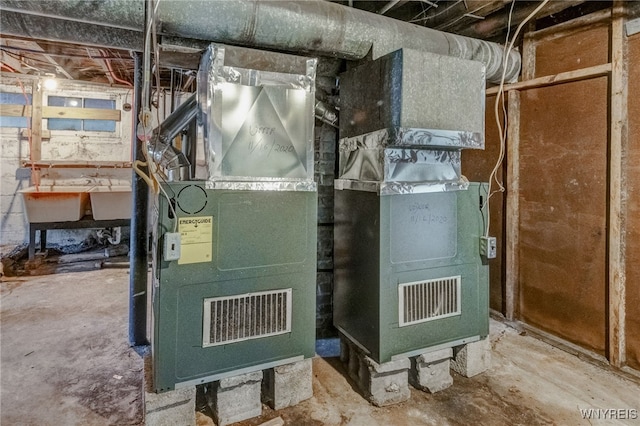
[2,268,639,426]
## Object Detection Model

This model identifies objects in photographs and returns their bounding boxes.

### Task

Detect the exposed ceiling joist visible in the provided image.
[21,40,74,80]
[0,9,143,51]
[0,0,608,87]
[0,47,27,73]
[453,0,586,40]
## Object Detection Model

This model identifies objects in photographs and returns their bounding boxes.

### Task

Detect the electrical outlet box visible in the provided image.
[164,232,181,261]
[480,236,497,259]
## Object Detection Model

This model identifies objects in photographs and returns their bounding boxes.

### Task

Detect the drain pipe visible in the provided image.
[157,0,521,83]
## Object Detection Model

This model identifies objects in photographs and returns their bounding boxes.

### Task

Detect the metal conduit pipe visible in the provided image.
[156,0,521,83]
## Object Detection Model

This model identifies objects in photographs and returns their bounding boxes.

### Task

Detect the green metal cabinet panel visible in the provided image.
[334,183,489,363]
[151,182,317,392]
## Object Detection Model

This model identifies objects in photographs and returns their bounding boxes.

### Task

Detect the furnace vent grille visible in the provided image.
[202,289,292,347]
[398,276,461,327]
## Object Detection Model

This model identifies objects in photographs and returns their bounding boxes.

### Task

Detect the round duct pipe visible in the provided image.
[157,0,521,83]
[0,0,521,83]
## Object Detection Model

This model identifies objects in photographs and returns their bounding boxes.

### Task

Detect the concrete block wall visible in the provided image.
[0,125,30,246]
[0,78,144,250]
[314,123,337,338]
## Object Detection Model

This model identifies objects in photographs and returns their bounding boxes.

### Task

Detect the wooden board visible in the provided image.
[0,104,32,117]
[43,106,121,121]
[625,33,640,371]
[518,78,608,356]
[462,94,505,313]
[608,0,627,368]
[535,24,610,78]
[1,104,121,121]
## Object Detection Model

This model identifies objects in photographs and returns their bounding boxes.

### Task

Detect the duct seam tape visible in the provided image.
[626,18,640,36]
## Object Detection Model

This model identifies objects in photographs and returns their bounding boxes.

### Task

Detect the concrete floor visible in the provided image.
[1,268,639,426]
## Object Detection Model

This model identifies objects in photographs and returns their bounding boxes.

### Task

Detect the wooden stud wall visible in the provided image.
[462,95,506,313]
[489,4,638,372]
[625,21,640,372]
[608,0,628,370]
[0,77,125,172]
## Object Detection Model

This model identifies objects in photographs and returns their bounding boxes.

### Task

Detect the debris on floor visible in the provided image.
[2,269,640,426]
[1,242,129,277]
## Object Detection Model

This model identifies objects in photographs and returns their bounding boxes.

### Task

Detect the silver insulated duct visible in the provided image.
[0,0,521,83]
[157,0,521,83]
[148,93,197,181]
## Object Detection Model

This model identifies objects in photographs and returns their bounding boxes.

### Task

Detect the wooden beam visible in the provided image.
[43,106,121,121]
[608,0,627,369]
[22,40,74,80]
[0,104,32,117]
[0,49,27,73]
[22,160,132,169]
[434,0,505,32]
[30,80,43,162]
[20,129,51,139]
[0,105,121,121]
[486,63,612,95]
[528,8,612,43]
[522,23,537,81]
[505,89,521,322]
[453,0,585,40]
[88,47,115,85]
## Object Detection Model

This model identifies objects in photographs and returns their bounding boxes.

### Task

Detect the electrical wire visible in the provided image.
[436,2,493,31]
[0,62,17,72]
[0,45,126,60]
[100,49,133,87]
[131,0,179,233]
[410,0,461,23]
[485,0,550,238]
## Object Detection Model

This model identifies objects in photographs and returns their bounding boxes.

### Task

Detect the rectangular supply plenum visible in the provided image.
[202,289,292,347]
[398,276,461,327]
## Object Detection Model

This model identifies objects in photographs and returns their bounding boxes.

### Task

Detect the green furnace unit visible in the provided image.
[333,48,490,364]
[149,44,318,392]
[151,184,317,392]
[334,184,489,363]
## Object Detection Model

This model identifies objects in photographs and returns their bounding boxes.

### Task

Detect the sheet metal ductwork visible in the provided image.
[158,1,520,84]
[148,93,197,181]
[0,0,521,83]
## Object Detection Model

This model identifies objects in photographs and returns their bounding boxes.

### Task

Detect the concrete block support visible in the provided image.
[210,371,263,426]
[451,338,492,377]
[339,335,411,407]
[144,354,196,426]
[409,348,453,393]
[262,358,313,410]
[144,387,196,426]
[362,356,411,407]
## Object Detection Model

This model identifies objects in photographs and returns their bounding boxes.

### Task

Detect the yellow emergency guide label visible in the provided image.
[178,216,213,265]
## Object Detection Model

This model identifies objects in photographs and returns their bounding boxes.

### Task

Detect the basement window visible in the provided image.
[47,96,116,132]
[0,92,31,128]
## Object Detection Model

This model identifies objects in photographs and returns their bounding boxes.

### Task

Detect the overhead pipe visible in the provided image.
[156,0,521,83]
[2,0,521,83]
